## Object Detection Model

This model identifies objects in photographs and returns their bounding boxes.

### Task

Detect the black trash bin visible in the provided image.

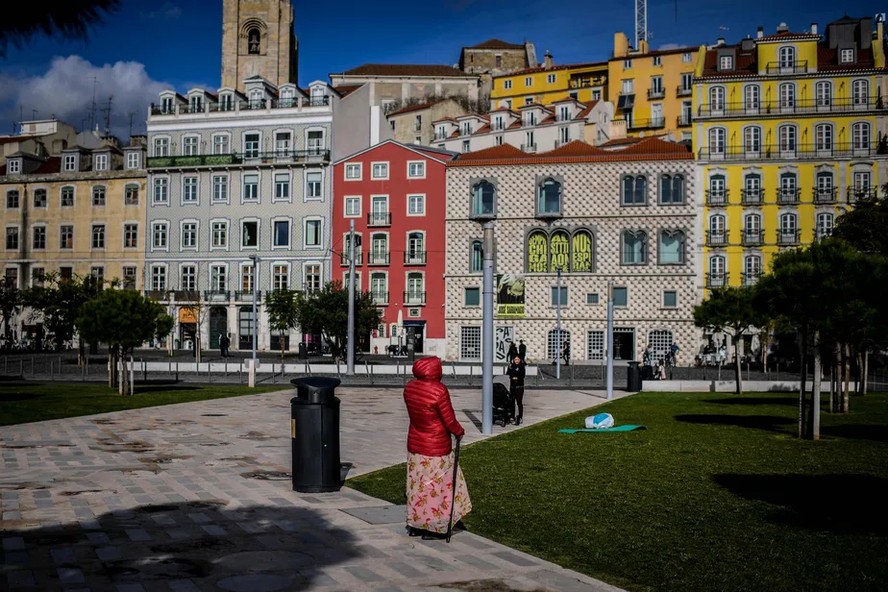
[298,342,307,360]
[290,376,343,493]
[627,361,642,392]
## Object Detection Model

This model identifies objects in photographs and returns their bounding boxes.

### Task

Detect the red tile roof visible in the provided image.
[618,137,691,156]
[545,141,607,157]
[455,144,527,161]
[756,31,819,42]
[340,64,471,78]
[331,84,363,97]
[386,99,447,116]
[465,39,525,50]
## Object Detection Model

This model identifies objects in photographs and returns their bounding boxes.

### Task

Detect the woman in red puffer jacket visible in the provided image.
[403,356,472,540]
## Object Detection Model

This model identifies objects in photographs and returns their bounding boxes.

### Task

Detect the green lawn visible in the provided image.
[348,391,888,592]
[0,382,283,426]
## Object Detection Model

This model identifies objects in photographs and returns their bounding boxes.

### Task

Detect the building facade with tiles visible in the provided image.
[443,139,699,365]
[332,140,456,358]
[694,16,888,290]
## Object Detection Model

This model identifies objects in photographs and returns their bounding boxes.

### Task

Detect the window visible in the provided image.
[407,161,425,178]
[462,140,470,153]
[371,162,388,179]
[121,267,136,289]
[779,213,798,244]
[242,220,258,248]
[267,219,290,248]
[153,178,168,204]
[551,285,568,306]
[211,221,228,248]
[212,175,228,202]
[61,186,74,207]
[621,175,647,205]
[92,185,106,206]
[244,133,260,158]
[815,172,834,201]
[743,85,760,110]
[273,264,289,291]
[406,232,425,264]
[345,163,361,180]
[273,172,290,201]
[743,256,762,286]
[183,136,198,156]
[744,213,761,244]
[840,48,854,63]
[182,176,198,203]
[815,124,833,151]
[612,287,628,307]
[708,127,726,157]
[6,227,19,250]
[816,212,834,238]
[304,264,321,293]
[621,230,647,264]
[152,222,168,249]
[659,174,684,204]
[32,226,46,249]
[90,266,104,283]
[650,75,664,94]
[681,73,693,92]
[60,225,73,249]
[623,59,632,68]
[275,131,291,156]
[852,122,871,150]
[33,188,47,208]
[852,79,868,105]
[213,134,230,155]
[304,219,322,247]
[180,265,196,292]
[124,185,139,205]
[778,82,795,109]
[709,214,726,245]
[537,178,562,215]
[340,196,360,218]
[709,86,725,111]
[662,290,678,308]
[524,76,533,86]
[778,124,797,153]
[370,272,387,303]
[63,154,76,171]
[658,230,685,264]
[653,55,662,66]
[242,173,259,201]
[124,223,138,248]
[504,80,512,90]
[709,256,726,288]
[719,55,733,70]
[154,137,169,157]
[125,151,140,169]
[210,264,227,291]
[471,180,496,217]
[470,240,483,273]
[406,272,424,304]
[461,326,481,359]
[547,73,556,84]
[6,190,19,209]
[181,222,197,249]
[621,79,634,94]
[682,52,692,62]
[464,287,480,306]
[7,159,20,174]
[779,172,798,202]
[744,126,761,155]
[307,130,324,155]
[816,81,832,107]
[586,293,599,305]
[151,266,166,291]
[306,171,322,199]
[778,46,796,68]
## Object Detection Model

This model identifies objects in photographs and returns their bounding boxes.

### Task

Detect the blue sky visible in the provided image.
[0,0,880,140]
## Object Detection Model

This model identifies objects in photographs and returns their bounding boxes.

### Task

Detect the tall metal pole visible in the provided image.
[481,221,495,435]
[251,255,259,364]
[347,219,356,375]
[606,280,614,400]
[556,267,562,380]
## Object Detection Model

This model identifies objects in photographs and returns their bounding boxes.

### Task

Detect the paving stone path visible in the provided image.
[1,386,628,591]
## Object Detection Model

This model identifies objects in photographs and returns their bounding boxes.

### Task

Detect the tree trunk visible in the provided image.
[798,330,808,439]
[861,348,869,396]
[119,350,131,396]
[810,330,821,440]
[733,334,743,394]
[843,343,851,413]
[108,346,119,390]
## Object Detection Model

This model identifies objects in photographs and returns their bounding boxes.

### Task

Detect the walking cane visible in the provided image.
[446,435,461,543]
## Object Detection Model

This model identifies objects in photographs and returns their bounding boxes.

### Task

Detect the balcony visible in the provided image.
[696,96,883,118]
[404,251,426,265]
[175,290,201,301]
[706,189,728,206]
[627,117,665,130]
[777,229,800,246]
[697,141,880,162]
[368,251,390,265]
[742,230,763,246]
[150,96,331,116]
[491,122,506,131]
[521,143,537,153]
[741,189,763,205]
[367,212,391,226]
[340,251,363,266]
[764,60,810,74]
[847,186,879,202]
[147,149,329,169]
[434,130,449,141]
[203,290,230,302]
[676,114,692,126]
[813,187,837,204]
[536,207,563,221]
[676,85,692,97]
[144,290,168,301]
[776,188,800,204]
[647,87,666,100]
[742,272,761,286]
[371,291,389,305]
[403,291,427,305]
[234,290,259,301]
[707,273,728,289]
[706,231,728,247]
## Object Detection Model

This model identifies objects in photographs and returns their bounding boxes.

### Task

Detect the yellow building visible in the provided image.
[608,33,699,140]
[694,16,888,290]
[490,55,608,110]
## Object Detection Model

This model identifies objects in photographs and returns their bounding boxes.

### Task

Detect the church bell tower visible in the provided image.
[221,0,298,91]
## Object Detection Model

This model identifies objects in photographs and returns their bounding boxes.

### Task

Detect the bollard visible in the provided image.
[224,359,228,376]
[168,359,172,375]
[176,362,179,382]
[142,359,147,383]
[239,364,243,384]
[272,362,277,384]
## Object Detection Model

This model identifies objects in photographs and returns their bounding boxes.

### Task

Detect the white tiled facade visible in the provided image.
[445,155,700,364]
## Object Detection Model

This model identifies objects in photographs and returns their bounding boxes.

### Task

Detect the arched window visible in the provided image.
[526,231,548,273]
[248,27,261,54]
[406,232,425,264]
[549,230,570,272]
[815,81,832,107]
[779,172,798,203]
[743,84,760,110]
[571,230,593,272]
[708,256,726,288]
[851,79,869,106]
[852,122,871,150]
[743,174,761,204]
[778,124,797,154]
[708,214,726,246]
[743,126,761,155]
[621,230,647,265]
[405,272,424,304]
[370,233,388,265]
[815,172,834,202]
[470,239,483,273]
[470,180,496,217]
[778,46,795,69]
[537,177,562,216]
[709,86,725,111]
[778,82,795,109]
[744,213,761,245]
[744,255,762,285]
[659,174,684,204]
[621,175,647,205]
[547,329,570,361]
[779,213,798,244]
[658,230,685,264]
[708,127,726,157]
[708,173,726,205]
[814,123,833,151]
[816,212,834,239]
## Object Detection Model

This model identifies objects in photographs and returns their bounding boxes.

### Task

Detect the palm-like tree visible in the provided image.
[0,1,121,57]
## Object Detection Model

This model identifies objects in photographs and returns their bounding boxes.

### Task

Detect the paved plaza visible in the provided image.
[1,385,628,591]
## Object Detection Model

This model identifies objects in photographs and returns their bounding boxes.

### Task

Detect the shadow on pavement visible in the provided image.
[2,500,360,590]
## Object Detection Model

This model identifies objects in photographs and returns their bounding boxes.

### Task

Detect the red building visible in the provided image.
[332,140,456,357]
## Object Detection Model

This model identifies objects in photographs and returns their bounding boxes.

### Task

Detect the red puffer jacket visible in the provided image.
[404,356,465,456]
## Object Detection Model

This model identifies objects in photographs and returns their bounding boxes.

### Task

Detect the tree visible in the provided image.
[0,1,121,57]
[293,281,382,360]
[265,289,300,362]
[0,278,23,348]
[23,273,102,359]
[77,288,173,395]
[693,286,767,394]
[831,190,888,255]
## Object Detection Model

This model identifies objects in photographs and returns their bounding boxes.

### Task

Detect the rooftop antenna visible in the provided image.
[635,0,647,48]
[128,112,135,140]
[89,76,99,132]
[100,95,113,135]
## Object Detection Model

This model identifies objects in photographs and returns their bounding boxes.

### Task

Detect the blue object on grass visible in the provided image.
[558,425,647,433]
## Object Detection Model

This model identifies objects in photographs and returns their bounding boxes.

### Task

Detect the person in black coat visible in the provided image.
[507,355,526,425]
[507,341,518,362]
[518,339,527,361]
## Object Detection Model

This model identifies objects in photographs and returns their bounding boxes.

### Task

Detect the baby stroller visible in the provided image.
[492,376,512,427]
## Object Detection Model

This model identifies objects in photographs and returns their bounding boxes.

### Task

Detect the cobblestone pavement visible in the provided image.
[1,386,629,592]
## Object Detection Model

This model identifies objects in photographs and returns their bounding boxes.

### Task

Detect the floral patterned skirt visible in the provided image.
[406,451,472,534]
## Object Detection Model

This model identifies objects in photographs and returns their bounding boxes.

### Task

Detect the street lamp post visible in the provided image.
[249,255,260,365]
[481,221,495,435]
[606,280,614,400]
[347,219,356,375]
[556,267,562,380]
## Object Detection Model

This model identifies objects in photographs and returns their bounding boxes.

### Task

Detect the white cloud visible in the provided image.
[0,55,170,140]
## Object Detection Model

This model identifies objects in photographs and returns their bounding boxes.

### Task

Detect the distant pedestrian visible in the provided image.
[220,334,231,357]
[507,355,526,425]
[561,341,570,366]
[507,341,518,362]
[518,339,527,362]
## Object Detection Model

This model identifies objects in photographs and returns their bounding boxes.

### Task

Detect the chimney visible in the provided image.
[543,50,553,68]
[776,22,789,33]
[717,37,726,46]
[757,26,764,39]
[810,22,818,35]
